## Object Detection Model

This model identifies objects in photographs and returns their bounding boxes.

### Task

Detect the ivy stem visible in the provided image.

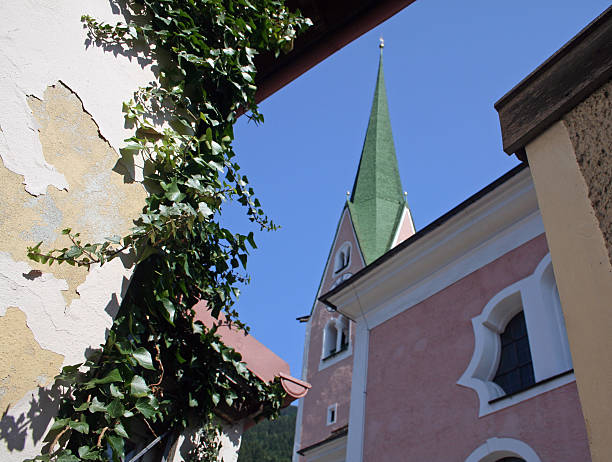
[151,344,165,387]
[49,424,70,454]
[97,426,109,447]
[143,418,158,438]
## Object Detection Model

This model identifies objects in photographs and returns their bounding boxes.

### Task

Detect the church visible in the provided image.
[292,39,594,462]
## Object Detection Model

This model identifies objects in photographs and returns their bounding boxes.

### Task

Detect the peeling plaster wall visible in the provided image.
[563,78,612,264]
[0,1,156,459]
[0,308,64,412]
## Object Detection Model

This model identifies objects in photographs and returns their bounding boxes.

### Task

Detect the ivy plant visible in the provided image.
[25,1,310,461]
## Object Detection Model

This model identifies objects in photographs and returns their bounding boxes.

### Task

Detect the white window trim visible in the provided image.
[465,437,542,462]
[319,316,352,371]
[458,253,574,416]
[326,403,338,426]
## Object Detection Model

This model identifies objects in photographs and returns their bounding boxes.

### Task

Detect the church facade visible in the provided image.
[293,44,591,462]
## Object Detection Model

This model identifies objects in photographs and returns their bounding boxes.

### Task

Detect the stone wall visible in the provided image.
[564,78,612,264]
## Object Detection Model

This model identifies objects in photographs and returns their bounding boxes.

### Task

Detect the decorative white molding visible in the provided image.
[458,253,574,416]
[292,316,313,462]
[345,319,369,462]
[465,437,542,462]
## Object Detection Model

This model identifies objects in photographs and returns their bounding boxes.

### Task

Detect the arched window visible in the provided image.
[323,321,338,358]
[320,315,352,368]
[492,311,535,395]
[464,437,540,462]
[334,242,351,273]
[458,254,574,416]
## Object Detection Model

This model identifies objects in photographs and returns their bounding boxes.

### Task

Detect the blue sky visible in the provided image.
[227,0,610,379]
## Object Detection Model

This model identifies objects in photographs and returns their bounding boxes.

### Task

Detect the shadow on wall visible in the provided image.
[0,385,63,454]
[84,0,156,70]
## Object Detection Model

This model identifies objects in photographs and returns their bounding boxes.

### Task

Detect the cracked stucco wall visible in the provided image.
[0,1,156,459]
[563,78,612,264]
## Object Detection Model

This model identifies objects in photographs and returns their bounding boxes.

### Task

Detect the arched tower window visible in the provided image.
[322,316,351,361]
[323,321,338,358]
[492,311,535,395]
[334,242,351,274]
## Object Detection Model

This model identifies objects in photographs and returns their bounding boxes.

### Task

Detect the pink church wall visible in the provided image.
[297,206,364,454]
[363,233,591,461]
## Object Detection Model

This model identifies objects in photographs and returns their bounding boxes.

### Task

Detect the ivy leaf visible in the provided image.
[161,298,176,324]
[107,399,125,419]
[110,383,124,398]
[210,140,223,155]
[107,434,124,458]
[50,418,70,431]
[106,235,122,244]
[78,446,101,460]
[225,390,238,407]
[164,181,186,202]
[85,368,122,389]
[114,422,129,439]
[135,398,157,419]
[56,364,81,382]
[65,246,82,259]
[73,402,90,412]
[56,453,79,462]
[89,396,107,413]
[132,347,155,370]
[69,420,89,434]
[130,375,149,398]
[211,393,220,406]
[198,202,213,217]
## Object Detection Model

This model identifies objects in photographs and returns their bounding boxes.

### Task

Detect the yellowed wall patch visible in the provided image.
[0,307,64,411]
[0,82,146,303]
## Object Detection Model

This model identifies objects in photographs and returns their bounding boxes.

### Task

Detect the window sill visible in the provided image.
[322,344,349,361]
[479,369,575,417]
[319,343,352,371]
[489,369,574,404]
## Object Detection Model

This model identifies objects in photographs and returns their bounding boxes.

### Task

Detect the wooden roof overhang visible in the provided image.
[495,5,612,161]
[254,0,417,102]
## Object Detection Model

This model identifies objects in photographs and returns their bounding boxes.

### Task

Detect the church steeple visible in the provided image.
[348,41,410,265]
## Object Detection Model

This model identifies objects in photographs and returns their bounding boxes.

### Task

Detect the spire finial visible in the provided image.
[379,36,384,49]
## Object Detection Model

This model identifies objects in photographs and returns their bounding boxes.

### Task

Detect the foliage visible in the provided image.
[238,406,297,462]
[25,0,310,461]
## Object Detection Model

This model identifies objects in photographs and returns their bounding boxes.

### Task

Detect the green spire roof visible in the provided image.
[348,44,406,265]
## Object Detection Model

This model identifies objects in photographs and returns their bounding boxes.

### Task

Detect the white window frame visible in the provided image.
[326,403,338,426]
[458,253,574,416]
[465,437,542,462]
